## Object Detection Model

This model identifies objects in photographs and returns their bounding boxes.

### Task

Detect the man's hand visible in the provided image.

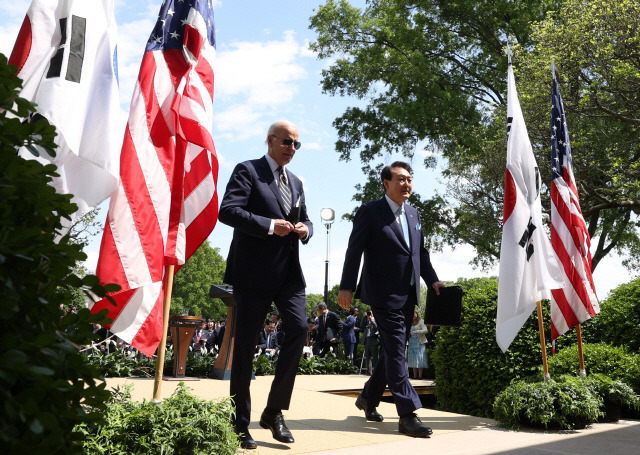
[293,222,308,239]
[274,219,294,236]
[338,289,352,309]
[432,281,445,295]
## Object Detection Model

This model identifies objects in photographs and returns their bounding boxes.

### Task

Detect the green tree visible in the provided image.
[306,293,325,315]
[513,0,640,271]
[310,0,640,272]
[0,54,113,452]
[170,241,227,320]
[310,0,560,194]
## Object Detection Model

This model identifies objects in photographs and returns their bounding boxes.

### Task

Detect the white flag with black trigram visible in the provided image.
[496,63,564,352]
[10,0,120,233]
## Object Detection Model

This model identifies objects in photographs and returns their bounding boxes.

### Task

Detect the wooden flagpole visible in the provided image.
[152,264,176,402]
[536,301,551,381]
[576,323,587,377]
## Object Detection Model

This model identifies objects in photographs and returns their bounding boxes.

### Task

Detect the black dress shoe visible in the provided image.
[259,410,294,443]
[233,426,257,449]
[355,394,384,422]
[399,413,433,438]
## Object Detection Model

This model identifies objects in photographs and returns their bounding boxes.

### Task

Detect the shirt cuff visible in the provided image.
[268,219,275,235]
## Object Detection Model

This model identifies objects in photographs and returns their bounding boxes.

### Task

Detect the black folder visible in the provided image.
[424,286,464,327]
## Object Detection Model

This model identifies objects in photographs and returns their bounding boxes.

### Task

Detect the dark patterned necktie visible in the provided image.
[278,166,292,215]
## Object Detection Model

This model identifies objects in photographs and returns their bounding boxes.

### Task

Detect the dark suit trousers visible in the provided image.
[230,281,307,427]
[363,291,422,416]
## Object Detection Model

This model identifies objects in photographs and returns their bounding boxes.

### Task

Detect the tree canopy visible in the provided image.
[310,0,640,272]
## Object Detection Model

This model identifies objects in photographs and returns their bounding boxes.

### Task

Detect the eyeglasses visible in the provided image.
[271,134,302,150]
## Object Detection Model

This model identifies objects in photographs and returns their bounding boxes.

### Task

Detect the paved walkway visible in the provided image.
[105,374,640,455]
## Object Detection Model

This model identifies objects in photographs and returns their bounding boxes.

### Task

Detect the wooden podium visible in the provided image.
[167,315,202,380]
[209,285,235,380]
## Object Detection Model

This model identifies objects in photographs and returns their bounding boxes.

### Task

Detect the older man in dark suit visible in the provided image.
[338,161,444,438]
[218,120,313,449]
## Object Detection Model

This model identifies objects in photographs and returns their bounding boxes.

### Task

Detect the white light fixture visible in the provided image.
[320,207,335,225]
[320,208,335,304]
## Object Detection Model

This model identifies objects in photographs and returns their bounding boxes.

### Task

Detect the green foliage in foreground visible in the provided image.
[493,374,639,430]
[0,54,114,453]
[77,384,239,455]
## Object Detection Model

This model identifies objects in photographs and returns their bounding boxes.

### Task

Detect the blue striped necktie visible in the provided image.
[398,206,415,285]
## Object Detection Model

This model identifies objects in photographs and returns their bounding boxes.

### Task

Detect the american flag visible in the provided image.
[90,0,218,357]
[549,73,599,341]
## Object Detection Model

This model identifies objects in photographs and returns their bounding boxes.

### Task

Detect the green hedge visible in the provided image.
[547,342,640,417]
[85,349,359,378]
[580,277,640,352]
[547,343,640,392]
[432,277,553,417]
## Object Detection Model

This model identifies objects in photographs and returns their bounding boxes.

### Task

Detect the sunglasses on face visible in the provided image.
[271,134,302,150]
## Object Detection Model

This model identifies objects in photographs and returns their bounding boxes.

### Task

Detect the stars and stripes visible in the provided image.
[549,73,599,341]
[90,0,218,357]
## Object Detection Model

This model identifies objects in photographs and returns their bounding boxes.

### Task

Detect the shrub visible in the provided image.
[580,277,640,352]
[547,342,640,417]
[584,373,640,421]
[77,383,239,455]
[547,343,640,393]
[254,353,276,375]
[83,349,159,378]
[86,348,360,378]
[493,375,604,430]
[432,277,551,417]
[0,54,113,453]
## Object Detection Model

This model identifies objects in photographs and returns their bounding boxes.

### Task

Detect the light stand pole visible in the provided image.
[320,208,335,304]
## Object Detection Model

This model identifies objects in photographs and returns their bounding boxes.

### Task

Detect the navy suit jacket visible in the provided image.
[317,311,343,342]
[342,315,357,344]
[256,329,279,352]
[219,156,313,291]
[340,197,439,310]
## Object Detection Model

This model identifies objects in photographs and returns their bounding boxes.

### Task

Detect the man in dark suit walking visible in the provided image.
[218,120,313,449]
[338,161,444,438]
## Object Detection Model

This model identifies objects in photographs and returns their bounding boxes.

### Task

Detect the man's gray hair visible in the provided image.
[316,302,327,310]
[265,119,296,144]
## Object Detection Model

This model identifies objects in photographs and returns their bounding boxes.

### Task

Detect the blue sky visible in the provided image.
[0,0,633,299]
